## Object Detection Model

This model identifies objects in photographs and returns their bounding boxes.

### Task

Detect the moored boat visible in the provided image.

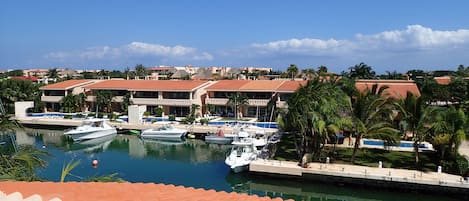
[140,124,187,140]
[225,138,258,173]
[64,118,117,141]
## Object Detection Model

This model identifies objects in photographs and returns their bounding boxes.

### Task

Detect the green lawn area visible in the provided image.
[273,134,439,172]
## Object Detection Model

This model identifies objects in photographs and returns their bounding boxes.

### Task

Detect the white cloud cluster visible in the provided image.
[45,42,213,61]
[250,25,469,55]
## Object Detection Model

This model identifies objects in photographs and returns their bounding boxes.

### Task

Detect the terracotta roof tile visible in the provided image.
[239,80,285,91]
[0,181,289,201]
[276,80,307,92]
[205,80,251,91]
[84,80,208,91]
[355,80,421,99]
[206,80,287,92]
[40,80,95,90]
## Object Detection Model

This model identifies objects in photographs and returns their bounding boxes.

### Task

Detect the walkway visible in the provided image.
[250,159,469,193]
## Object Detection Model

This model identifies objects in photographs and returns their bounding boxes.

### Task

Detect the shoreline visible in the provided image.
[249,159,469,195]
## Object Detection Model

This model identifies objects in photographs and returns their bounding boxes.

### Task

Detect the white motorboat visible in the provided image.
[64,119,117,141]
[225,138,258,173]
[140,124,187,140]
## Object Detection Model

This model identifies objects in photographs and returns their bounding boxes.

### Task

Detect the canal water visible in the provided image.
[3,128,460,201]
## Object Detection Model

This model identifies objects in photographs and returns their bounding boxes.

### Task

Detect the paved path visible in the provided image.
[250,159,469,190]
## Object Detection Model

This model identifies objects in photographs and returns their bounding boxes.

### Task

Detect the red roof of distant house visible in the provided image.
[84,80,208,91]
[10,76,39,81]
[40,80,96,90]
[434,76,452,85]
[355,80,421,99]
[0,181,287,201]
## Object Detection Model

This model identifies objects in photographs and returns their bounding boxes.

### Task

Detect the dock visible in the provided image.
[249,159,469,194]
[15,117,278,135]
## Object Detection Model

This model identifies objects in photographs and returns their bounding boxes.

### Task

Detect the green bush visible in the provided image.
[88,112,96,117]
[154,107,163,117]
[168,115,176,121]
[64,115,73,119]
[143,111,150,117]
[199,118,209,125]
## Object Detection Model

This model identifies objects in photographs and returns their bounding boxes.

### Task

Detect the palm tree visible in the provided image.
[121,92,132,113]
[47,68,59,79]
[227,92,248,119]
[429,107,467,162]
[350,84,400,163]
[347,62,377,79]
[75,93,87,113]
[94,90,114,113]
[59,93,77,113]
[282,78,351,163]
[135,64,149,78]
[287,64,299,80]
[396,92,438,166]
[301,68,317,80]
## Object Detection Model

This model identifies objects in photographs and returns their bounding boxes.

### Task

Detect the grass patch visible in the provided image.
[273,133,439,172]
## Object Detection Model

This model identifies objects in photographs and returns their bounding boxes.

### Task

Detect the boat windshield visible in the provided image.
[81,121,103,127]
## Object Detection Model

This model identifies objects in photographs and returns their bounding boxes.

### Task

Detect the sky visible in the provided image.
[1,0,469,73]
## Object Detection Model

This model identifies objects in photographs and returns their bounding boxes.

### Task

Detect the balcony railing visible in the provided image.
[206,98,270,106]
[132,98,192,106]
[87,96,124,103]
[41,96,63,102]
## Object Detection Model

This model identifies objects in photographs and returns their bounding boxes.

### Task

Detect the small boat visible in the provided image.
[225,138,258,173]
[64,118,117,141]
[204,130,233,145]
[140,124,187,140]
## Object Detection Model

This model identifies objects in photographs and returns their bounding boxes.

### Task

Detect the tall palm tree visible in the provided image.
[287,64,299,80]
[75,93,87,113]
[227,92,248,119]
[396,92,438,166]
[348,62,376,79]
[59,93,77,113]
[95,90,114,113]
[282,78,351,162]
[350,84,399,163]
[429,107,467,162]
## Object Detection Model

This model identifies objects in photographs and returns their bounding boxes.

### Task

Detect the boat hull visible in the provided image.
[140,130,186,140]
[65,128,117,141]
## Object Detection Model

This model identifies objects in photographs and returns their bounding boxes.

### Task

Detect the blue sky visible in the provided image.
[1,0,468,73]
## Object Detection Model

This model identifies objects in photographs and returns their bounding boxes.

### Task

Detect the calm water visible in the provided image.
[3,128,460,201]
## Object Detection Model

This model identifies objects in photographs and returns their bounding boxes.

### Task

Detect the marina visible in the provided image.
[0,128,465,200]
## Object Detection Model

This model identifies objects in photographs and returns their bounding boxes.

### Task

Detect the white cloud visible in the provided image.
[250,25,469,54]
[45,42,213,61]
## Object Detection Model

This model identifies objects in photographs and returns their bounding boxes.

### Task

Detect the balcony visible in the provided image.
[132,98,192,106]
[206,98,270,106]
[206,98,229,105]
[41,96,63,102]
[247,99,270,106]
[87,96,124,102]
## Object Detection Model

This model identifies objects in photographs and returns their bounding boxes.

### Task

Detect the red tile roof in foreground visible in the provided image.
[355,80,421,99]
[40,80,96,90]
[84,80,208,91]
[0,181,287,201]
[434,76,452,85]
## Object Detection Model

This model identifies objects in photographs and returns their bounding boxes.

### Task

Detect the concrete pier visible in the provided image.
[249,159,469,194]
[16,117,278,135]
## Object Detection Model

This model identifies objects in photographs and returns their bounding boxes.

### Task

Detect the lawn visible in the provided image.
[273,134,439,172]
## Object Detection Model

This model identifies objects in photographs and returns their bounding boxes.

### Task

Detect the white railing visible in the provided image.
[87,96,123,102]
[41,96,63,102]
[206,98,229,105]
